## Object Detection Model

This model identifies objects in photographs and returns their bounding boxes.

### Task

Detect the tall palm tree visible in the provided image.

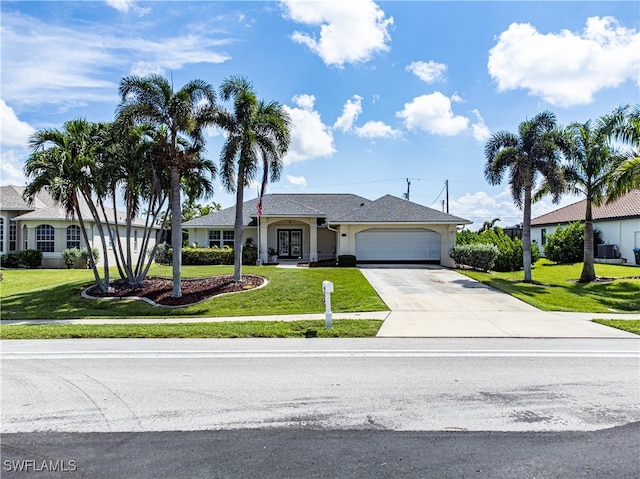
[606,104,640,202]
[484,111,567,283]
[548,118,624,282]
[216,76,291,282]
[117,74,217,297]
[23,119,109,292]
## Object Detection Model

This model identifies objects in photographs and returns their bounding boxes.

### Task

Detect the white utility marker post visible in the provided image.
[322,280,333,329]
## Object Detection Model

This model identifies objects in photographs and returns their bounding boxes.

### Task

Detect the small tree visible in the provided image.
[544,222,585,264]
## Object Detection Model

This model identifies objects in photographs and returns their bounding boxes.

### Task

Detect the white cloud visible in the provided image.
[1,12,231,109]
[281,0,393,67]
[1,100,36,148]
[0,150,27,186]
[105,0,148,14]
[471,109,491,143]
[286,174,308,186]
[354,121,402,140]
[396,92,469,136]
[488,16,640,107]
[406,61,447,83]
[0,100,33,186]
[333,95,363,132]
[283,95,336,164]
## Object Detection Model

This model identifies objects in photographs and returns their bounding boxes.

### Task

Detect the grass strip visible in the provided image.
[0,320,383,340]
[458,260,640,313]
[592,319,640,335]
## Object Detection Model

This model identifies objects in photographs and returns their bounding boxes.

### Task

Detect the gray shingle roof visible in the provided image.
[334,194,470,224]
[531,189,640,226]
[0,185,55,211]
[183,193,470,227]
[2,185,154,227]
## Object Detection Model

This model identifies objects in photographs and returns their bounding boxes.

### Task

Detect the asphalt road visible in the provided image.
[2,337,639,477]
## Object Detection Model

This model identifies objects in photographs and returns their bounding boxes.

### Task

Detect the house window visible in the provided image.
[541,229,547,246]
[0,217,4,252]
[223,230,234,247]
[66,225,81,249]
[208,230,234,248]
[36,224,55,252]
[134,230,138,252]
[9,220,17,251]
[208,230,220,247]
[23,225,28,250]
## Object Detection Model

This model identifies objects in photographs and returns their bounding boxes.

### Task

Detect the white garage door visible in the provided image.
[355,229,440,262]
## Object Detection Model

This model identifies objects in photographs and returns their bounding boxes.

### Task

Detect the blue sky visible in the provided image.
[2,0,639,227]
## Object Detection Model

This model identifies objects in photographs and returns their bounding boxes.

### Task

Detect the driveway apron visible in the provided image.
[359,265,637,338]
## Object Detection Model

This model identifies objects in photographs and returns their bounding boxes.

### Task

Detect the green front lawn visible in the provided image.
[592,320,640,335]
[0,265,387,320]
[0,319,383,339]
[459,260,640,313]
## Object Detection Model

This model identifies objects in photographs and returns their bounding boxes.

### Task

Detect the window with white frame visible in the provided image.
[0,217,4,252]
[23,225,28,250]
[134,230,138,251]
[67,225,81,249]
[223,230,234,247]
[208,230,220,247]
[36,224,55,252]
[9,220,17,251]
[208,230,234,248]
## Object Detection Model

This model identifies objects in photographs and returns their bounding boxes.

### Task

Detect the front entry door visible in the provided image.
[278,229,302,259]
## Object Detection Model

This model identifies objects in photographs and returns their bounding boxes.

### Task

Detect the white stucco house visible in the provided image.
[531,189,640,265]
[183,193,471,267]
[0,185,159,269]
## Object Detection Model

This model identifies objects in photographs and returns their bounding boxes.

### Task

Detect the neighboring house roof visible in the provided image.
[1,185,155,228]
[531,189,640,226]
[183,193,470,227]
[0,185,55,211]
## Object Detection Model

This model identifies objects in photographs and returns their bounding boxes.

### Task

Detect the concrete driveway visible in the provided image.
[359,265,639,338]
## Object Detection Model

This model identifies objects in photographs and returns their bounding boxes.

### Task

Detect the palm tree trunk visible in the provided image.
[170,165,182,298]
[580,200,596,282]
[522,182,533,283]
[75,204,107,293]
[233,170,245,282]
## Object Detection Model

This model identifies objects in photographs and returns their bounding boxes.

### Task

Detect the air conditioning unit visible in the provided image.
[596,244,618,258]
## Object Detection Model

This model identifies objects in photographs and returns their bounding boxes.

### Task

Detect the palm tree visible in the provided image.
[479,218,500,232]
[550,118,624,282]
[117,74,217,297]
[606,104,640,202]
[24,119,109,292]
[484,111,567,283]
[216,76,291,282]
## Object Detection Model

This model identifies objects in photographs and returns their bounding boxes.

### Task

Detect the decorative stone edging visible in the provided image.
[81,277,269,308]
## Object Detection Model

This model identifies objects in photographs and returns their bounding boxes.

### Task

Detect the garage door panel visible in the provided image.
[355,229,440,262]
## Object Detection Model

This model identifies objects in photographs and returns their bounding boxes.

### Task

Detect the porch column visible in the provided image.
[259,222,268,263]
[309,222,318,262]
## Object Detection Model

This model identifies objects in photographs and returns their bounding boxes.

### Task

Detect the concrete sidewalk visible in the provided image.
[358,265,640,338]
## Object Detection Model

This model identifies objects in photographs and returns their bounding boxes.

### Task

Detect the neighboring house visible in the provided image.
[531,189,640,265]
[183,193,471,267]
[0,185,158,268]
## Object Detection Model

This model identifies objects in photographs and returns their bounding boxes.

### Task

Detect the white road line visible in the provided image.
[2,349,639,359]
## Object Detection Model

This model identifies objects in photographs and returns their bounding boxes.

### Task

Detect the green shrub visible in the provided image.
[18,249,43,268]
[544,222,584,263]
[0,252,21,268]
[455,228,539,272]
[79,247,100,268]
[337,255,357,267]
[62,248,80,268]
[450,243,498,271]
[154,242,172,265]
[182,246,234,265]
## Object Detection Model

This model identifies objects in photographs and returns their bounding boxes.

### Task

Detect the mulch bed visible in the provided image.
[86,275,265,306]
